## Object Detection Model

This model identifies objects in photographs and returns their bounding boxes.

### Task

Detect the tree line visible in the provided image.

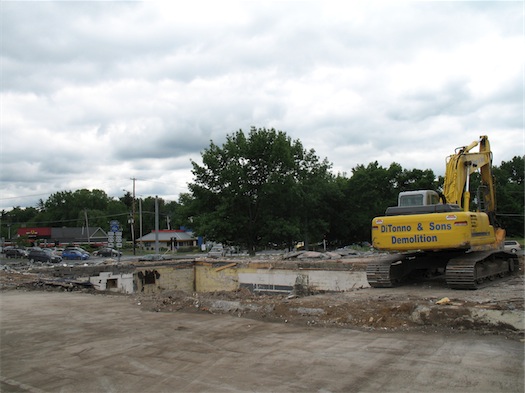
[1,191,182,244]
[2,128,523,252]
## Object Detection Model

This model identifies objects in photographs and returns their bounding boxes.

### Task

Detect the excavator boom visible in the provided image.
[443,135,496,214]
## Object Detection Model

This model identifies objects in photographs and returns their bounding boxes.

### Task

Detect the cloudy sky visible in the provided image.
[1,1,523,211]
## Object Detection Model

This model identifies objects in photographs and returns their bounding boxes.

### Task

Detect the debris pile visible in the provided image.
[283,249,375,260]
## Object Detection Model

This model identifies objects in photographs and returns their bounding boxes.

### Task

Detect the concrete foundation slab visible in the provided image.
[1,291,523,393]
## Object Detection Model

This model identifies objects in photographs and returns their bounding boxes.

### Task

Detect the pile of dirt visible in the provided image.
[0,268,41,289]
[132,273,524,340]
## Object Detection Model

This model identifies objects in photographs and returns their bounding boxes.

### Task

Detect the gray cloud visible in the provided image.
[1,1,523,210]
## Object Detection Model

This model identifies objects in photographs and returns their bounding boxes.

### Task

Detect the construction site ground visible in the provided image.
[0,255,524,392]
[0,255,524,338]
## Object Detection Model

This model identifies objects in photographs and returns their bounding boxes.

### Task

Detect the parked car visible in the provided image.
[5,248,28,258]
[64,246,90,255]
[50,248,64,257]
[94,248,122,257]
[2,246,14,254]
[28,249,62,263]
[503,240,521,253]
[62,249,90,260]
[207,245,226,258]
[139,254,169,261]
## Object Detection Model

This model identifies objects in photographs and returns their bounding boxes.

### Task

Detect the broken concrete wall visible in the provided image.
[134,265,194,294]
[87,260,369,295]
[195,260,369,294]
[306,270,370,291]
[194,262,239,292]
[238,269,297,294]
[238,269,370,294]
[89,272,134,294]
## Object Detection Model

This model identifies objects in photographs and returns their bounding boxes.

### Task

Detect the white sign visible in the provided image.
[108,231,123,249]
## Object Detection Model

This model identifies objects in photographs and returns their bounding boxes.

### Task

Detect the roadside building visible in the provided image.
[137,229,198,251]
[16,227,108,246]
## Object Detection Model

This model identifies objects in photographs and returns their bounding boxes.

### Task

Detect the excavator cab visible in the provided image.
[384,190,461,217]
[398,190,440,207]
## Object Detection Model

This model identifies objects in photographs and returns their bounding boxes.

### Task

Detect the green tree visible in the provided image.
[320,174,349,248]
[493,156,524,237]
[395,167,437,191]
[344,162,399,242]
[164,200,181,230]
[339,162,437,244]
[34,189,112,226]
[119,191,133,210]
[292,148,334,250]
[136,196,168,236]
[187,127,333,254]
[1,207,39,240]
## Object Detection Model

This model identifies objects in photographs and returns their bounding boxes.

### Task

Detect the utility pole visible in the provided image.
[155,195,159,254]
[131,177,136,255]
[84,209,90,244]
[139,198,143,249]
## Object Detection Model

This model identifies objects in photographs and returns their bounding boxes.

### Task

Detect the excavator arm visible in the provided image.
[443,135,496,216]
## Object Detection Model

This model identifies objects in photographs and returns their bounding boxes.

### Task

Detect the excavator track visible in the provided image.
[445,250,519,289]
[366,253,416,288]
[366,258,395,288]
[367,250,519,289]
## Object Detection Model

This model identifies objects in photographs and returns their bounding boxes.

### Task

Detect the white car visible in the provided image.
[207,245,226,258]
[503,240,521,253]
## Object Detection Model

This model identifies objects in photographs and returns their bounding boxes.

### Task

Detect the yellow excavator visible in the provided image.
[367,135,519,289]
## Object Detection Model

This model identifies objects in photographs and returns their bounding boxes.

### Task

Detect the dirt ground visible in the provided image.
[133,274,524,340]
[1,256,523,340]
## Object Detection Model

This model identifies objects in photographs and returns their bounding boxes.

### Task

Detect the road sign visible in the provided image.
[109,220,120,233]
[107,231,123,249]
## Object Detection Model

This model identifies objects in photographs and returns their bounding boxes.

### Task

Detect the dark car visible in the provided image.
[28,249,62,263]
[94,248,122,257]
[5,248,28,258]
[1,246,14,254]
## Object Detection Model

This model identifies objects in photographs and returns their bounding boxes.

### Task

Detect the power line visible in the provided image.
[0,193,51,200]
[2,212,130,226]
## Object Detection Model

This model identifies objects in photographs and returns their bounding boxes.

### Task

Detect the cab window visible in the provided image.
[399,194,424,206]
